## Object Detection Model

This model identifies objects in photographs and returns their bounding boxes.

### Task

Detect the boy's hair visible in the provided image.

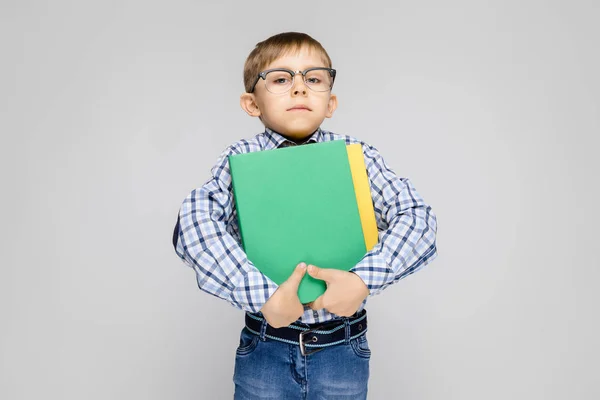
[243,32,332,93]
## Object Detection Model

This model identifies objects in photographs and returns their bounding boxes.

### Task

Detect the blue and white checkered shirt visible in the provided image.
[173,127,438,324]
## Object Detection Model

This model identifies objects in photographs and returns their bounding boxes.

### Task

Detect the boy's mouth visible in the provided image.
[287,105,311,111]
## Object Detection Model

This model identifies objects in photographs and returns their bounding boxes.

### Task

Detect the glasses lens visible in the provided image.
[265,70,294,94]
[304,69,333,92]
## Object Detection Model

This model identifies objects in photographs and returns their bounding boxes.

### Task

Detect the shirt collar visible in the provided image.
[263,127,324,150]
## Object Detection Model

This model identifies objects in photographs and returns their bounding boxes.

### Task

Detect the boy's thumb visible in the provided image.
[287,262,307,287]
[306,264,330,282]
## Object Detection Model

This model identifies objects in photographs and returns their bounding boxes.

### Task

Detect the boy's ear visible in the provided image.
[325,94,338,118]
[240,93,261,117]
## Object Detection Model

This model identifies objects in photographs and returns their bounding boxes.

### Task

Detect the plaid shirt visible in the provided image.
[173,128,438,324]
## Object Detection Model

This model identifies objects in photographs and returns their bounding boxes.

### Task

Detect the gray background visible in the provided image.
[1,1,598,399]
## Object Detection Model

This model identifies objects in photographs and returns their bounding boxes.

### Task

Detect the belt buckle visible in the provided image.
[299,325,326,356]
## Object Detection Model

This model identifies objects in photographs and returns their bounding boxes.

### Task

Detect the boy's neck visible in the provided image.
[269,127,319,146]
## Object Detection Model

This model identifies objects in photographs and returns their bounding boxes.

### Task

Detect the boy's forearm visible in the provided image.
[174,180,279,313]
[351,144,438,295]
[175,213,279,312]
[350,203,438,295]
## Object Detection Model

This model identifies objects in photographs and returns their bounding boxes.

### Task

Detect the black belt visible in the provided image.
[245,309,367,356]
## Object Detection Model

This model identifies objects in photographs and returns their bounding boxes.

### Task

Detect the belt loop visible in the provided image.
[343,318,351,344]
[259,317,268,341]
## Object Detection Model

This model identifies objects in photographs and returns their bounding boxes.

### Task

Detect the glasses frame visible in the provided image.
[249,67,337,94]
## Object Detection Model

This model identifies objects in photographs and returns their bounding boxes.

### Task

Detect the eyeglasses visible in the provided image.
[249,67,336,94]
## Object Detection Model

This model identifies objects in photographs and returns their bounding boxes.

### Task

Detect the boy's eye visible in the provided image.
[267,72,292,85]
[306,77,321,84]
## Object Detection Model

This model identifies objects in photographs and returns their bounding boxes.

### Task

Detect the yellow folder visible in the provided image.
[346,143,378,252]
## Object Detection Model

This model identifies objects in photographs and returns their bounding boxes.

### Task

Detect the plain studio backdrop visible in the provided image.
[1,1,598,399]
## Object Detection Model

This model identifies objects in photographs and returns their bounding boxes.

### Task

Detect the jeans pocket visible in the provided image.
[236,327,259,356]
[350,334,371,359]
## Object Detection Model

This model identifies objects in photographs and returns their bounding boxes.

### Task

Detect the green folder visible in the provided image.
[229,140,376,304]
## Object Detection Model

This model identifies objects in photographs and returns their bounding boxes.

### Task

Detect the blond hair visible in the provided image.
[243,32,332,93]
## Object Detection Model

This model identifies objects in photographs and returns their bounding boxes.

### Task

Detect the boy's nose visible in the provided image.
[291,75,308,95]
[292,87,307,95]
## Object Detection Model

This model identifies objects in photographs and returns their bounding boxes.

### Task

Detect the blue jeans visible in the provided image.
[233,320,371,399]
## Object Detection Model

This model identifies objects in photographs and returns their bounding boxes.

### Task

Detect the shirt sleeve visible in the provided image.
[173,148,279,313]
[349,144,438,296]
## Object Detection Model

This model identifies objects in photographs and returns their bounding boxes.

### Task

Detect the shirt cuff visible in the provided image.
[349,252,393,297]
[228,267,279,313]
[350,244,439,297]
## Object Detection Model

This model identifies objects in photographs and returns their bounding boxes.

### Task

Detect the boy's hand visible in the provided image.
[260,263,307,329]
[306,265,370,317]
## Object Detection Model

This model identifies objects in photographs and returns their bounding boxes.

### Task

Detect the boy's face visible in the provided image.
[240,46,338,143]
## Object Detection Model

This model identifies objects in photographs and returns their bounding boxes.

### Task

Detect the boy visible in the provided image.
[172,32,438,399]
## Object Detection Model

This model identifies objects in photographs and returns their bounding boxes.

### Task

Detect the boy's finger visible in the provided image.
[310,295,324,310]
